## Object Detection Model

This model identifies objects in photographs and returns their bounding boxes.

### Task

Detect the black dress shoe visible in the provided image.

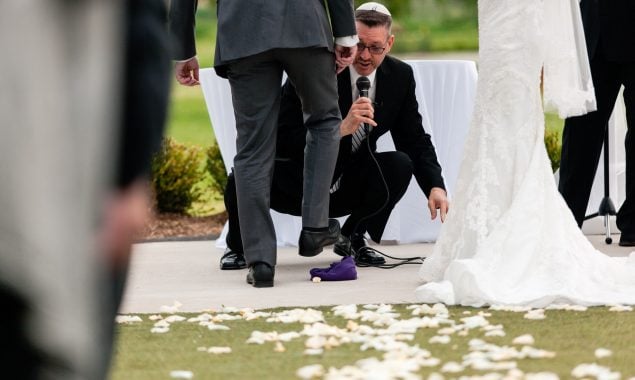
[333,234,352,257]
[349,233,385,265]
[298,219,341,257]
[220,248,246,270]
[246,262,274,288]
[619,233,635,247]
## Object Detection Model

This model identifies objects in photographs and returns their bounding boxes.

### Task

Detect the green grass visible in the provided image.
[111,305,635,379]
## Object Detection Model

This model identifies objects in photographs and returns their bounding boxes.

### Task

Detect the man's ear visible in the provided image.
[386,34,395,52]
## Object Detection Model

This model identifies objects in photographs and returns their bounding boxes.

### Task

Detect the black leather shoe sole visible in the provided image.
[298,219,341,257]
[246,263,274,288]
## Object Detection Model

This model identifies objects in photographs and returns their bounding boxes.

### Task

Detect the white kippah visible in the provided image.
[356,2,392,17]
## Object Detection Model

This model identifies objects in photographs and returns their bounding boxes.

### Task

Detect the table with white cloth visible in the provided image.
[200,60,478,248]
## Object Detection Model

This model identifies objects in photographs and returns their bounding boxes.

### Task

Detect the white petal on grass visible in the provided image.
[595,348,613,359]
[438,327,456,335]
[149,314,163,321]
[304,348,324,356]
[154,319,170,328]
[608,304,633,312]
[266,308,324,324]
[512,334,535,345]
[429,335,451,344]
[524,309,546,320]
[490,305,532,313]
[221,306,240,313]
[524,372,560,380]
[545,304,587,311]
[151,326,170,334]
[440,361,464,373]
[519,346,556,359]
[274,341,286,353]
[296,364,325,379]
[484,329,506,337]
[571,363,620,379]
[164,315,186,323]
[160,301,183,314]
[199,321,230,330]
[169,370,193,379]
[207,346,232,354]
[115,315,143,324]
[187,313,213,323]
[427,372,445,380]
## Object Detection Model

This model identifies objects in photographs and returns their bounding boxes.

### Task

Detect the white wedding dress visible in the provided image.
[416,0,635,307]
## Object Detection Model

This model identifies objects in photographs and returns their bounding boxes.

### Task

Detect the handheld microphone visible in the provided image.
[356,76,371,133]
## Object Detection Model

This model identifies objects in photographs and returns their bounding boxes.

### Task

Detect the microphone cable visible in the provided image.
[347,128,425,269]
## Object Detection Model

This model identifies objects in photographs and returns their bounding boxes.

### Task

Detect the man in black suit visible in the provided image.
[221,2,449,270]
[559,0,635,245]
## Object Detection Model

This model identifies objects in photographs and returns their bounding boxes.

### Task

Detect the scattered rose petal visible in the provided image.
[296,364,325,379]
[572,363,620,379]
[274,341,286,353]
[512,334,535,345]
[207,346,231,354]
[169,370,193,379]
[429,335,451,344]
[150,326,170,334]
[524,309,546,320]
[115,315,143,324]
[160,301,183,314]
[595,348,613,359]
[441,361,464,373]
[608,305,633,312]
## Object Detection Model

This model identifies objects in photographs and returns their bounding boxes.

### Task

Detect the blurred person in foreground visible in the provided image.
[0,0,169,378]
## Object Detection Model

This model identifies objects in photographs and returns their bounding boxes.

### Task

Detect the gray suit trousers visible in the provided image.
[226,47,341,266]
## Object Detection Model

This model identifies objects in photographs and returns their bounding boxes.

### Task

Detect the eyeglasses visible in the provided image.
[357,42,387,55]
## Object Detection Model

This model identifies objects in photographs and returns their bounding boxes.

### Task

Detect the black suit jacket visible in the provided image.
[277,56,445,197]
[580,0,635,62]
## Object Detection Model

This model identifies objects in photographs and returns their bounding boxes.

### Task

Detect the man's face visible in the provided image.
[352,21,394,76]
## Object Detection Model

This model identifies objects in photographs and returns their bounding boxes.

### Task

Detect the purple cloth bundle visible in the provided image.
[309,256,357,281]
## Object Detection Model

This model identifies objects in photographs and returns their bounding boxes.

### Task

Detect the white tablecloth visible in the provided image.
[200,60,478,247]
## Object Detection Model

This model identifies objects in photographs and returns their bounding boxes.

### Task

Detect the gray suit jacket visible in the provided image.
[170,0,356,75]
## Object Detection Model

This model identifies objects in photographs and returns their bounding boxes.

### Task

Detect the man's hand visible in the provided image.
[340,97,377,136]
[428,187,449,223]
[335,44,357,74]
[174,57,200,86]
[99,180,152,269]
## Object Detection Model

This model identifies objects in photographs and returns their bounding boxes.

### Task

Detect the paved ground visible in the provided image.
[120,224,633,314]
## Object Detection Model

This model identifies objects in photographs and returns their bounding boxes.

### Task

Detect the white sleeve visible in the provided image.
[334,35,359,47]
[542,0,596,118]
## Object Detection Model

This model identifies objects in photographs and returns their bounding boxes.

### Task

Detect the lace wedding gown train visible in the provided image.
[416,0,635,307]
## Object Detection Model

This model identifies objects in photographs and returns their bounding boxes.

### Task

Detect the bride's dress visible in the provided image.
[416,0,635,307]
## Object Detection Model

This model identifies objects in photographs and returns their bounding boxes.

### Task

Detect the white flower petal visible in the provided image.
[115,315,143,324]
[169,370,193,379]
[207,346,232,354]
[595,348,613,359]
[296,364,325,379]
[512,334,535,345]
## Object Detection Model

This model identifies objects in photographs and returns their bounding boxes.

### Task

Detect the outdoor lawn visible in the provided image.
[111,304,634,379]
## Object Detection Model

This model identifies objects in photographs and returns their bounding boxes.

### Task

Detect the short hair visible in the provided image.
[355,9,392,32]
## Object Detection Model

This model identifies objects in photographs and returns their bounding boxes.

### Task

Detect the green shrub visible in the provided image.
[205,143,228,195]
[544,129,562,172]
[151,138,204,213]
